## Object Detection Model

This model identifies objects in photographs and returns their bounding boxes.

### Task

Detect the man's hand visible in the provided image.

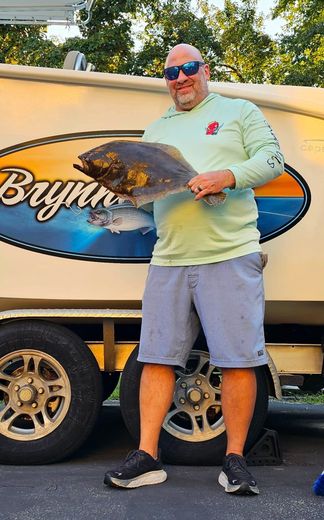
[188,170,236,201]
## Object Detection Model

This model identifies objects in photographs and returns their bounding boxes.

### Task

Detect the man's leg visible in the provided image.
[104,363,175,488]
[221,367,256,455]
[139,363,175,458]
[218,367,259,495]
[191,257,265,494]
[104,265,196,488]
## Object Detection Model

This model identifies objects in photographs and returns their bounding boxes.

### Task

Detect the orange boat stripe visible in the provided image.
[254,172,304,197]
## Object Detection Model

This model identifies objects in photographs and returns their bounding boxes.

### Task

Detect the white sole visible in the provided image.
[218,471,259,495]
[108,469,167,489]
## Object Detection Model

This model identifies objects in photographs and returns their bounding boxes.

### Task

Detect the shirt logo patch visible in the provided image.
[206,121,223,135]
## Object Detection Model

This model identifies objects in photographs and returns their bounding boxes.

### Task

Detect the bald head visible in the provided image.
[164,43,210,112]
[165,44,204,68]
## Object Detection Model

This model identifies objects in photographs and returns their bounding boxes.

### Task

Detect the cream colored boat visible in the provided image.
[0,62,323,465]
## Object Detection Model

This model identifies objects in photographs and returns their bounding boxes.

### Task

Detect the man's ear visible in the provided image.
[204,63,211,81]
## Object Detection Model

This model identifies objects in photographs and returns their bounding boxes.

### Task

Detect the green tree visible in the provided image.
[205,0,278,83]
[62,0,139,73]
[271,0,324,86]
[130,0,221,78]
[1,0,322,87]
[0,25,63,67]
[0,1,157,72]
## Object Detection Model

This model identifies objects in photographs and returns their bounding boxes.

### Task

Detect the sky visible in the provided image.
[47,0,284,41]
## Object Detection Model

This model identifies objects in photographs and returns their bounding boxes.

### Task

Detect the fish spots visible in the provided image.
[106,151,119,161]
[126,164,149,189]
[93,159,110,169]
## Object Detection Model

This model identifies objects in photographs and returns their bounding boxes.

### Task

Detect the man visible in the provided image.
[104,44,284,494]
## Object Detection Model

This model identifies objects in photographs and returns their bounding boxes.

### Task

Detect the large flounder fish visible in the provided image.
[73,140,226,207]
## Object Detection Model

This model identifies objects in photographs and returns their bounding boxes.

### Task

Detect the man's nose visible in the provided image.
[177,69,188,82]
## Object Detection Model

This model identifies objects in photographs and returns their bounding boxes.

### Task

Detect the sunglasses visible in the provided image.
[164,60,205,81]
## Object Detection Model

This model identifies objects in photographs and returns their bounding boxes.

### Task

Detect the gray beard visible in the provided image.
[176,90,196,107]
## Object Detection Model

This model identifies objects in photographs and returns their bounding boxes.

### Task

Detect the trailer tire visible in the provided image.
[300,374,324,393]
[0,320,102,465]
[120,346,269,465]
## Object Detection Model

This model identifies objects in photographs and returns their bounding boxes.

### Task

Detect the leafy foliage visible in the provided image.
[206,0,278,83]
[0,0,323,86]
[271,0,324,86]
[70,0,137,73]
[0,25,63,67]
[130,0,221,78]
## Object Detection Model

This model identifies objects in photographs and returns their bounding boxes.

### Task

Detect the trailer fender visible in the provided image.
[266,350,282,399]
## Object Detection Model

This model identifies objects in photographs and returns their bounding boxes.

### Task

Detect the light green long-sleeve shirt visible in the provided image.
[143,93,284,266]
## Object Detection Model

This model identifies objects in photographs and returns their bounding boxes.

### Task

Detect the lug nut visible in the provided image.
[195,379,202,386]
[27,378,33,384]
[14,385,20,392]
[38,388,44,394]
[17,401,22,407]
[204,393,210,399]
[180,382,187,389]
[194,404,200,411]
[31,402,38,408]
[179,398,186,405]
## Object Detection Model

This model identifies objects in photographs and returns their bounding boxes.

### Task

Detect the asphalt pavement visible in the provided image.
[1,401,324,520]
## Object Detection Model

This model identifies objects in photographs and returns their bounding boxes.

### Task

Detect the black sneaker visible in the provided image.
[104,449,167,489]
[218,453,259,495]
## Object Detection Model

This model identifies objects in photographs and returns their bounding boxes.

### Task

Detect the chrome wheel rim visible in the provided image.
[0,350,71,441]
[163,350,225,442]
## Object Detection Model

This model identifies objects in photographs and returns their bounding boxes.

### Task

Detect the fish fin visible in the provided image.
[117,200,136,207]
[140,227,154,235]
[140,202,154,214]
[114,194,139,208]
[203,192,227,206]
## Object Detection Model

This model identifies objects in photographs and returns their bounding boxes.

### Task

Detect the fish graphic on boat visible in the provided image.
[87,203,155,235]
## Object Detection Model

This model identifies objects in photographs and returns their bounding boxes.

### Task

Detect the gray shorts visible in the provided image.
[138,253,267,368]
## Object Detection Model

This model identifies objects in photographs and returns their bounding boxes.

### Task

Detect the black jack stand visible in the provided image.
[245,428,282,466]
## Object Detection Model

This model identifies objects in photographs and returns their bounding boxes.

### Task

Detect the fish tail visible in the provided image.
[203,192,227,206]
